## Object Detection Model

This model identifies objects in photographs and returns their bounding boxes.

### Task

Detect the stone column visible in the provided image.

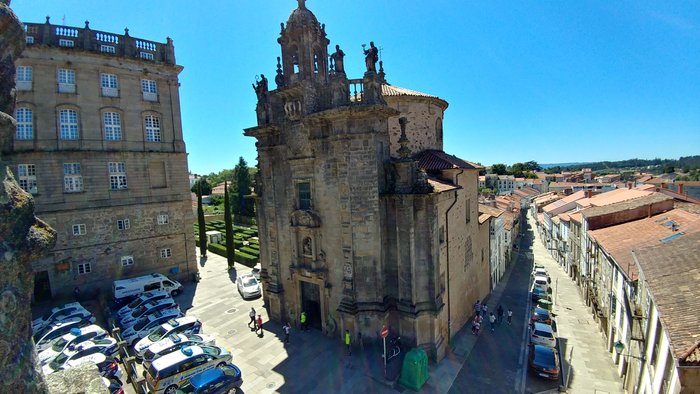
[0,2,57,393]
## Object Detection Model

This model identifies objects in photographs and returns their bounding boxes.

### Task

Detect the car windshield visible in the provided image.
[534,329,552,338]
[147,326,168,342]
[134,318,149,331]
[534,347,555,366]
[243,278,257,287]
[52,338,69,351]
[50,352,70,369]
[126,297,144,308]
[202,346,221,356]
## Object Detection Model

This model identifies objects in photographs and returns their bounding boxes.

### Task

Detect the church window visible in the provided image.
[436,117,443,142]
[298,182,311,210]
[439,226,445,244]
[466,199,471,223]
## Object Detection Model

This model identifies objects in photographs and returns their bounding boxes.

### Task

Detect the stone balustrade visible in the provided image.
[23,18,176,65]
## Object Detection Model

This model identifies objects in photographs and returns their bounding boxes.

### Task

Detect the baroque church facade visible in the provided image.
[245,1,490,360]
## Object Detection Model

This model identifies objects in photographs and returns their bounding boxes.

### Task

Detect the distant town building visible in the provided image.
[9,20,196,299]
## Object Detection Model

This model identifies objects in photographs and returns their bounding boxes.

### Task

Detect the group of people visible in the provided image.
[472,300,513,335]
[249,308,309,343]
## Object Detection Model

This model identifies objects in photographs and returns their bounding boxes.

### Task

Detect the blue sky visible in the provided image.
[13,0,700,175]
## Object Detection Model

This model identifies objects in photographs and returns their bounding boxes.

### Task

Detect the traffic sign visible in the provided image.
[380,326,389,338]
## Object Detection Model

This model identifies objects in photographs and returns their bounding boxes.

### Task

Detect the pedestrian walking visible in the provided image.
[482,304,488,317]
[256,314,264,337]
[474,300,482,317]
[497,305,504,325]
[248,307,256,330]
[489,312,496,332]
[300,311,307,331]
[283,322,291,343]
[507,308,513,325]
[345,329,352,356]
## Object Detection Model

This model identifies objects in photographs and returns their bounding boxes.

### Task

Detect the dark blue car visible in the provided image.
[528,344,559,380]
[175,363,242,394]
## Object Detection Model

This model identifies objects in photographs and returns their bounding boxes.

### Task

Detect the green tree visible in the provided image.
[224,181,235,269]
[525,172,539,179]
[196,181,207,257]
[491,163,507,175]
[232,157,253,221]
[191,177,212,195]
[525,161,542,172]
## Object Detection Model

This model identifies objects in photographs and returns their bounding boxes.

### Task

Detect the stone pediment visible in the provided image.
[290,209,321,228]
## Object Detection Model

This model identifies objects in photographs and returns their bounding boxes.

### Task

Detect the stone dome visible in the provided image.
[286,4,319,28]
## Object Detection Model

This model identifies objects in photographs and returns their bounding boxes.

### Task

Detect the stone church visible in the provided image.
[245,1,490,360]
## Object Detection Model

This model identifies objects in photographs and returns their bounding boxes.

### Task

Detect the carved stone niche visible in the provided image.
[290,209,321,228]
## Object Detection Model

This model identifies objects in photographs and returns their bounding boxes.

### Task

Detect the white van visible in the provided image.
[113,273,182,303]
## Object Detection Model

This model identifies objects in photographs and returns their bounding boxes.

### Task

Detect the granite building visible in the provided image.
[7,19,196,299]
[245,2,489,360]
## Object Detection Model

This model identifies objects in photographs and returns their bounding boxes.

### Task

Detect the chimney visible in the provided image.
[678,183,685,195]
[627,182,632,190]
[586,190,593,198]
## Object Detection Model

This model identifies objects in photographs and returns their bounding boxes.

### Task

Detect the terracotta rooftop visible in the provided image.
[479,204,505,218]
[633,231,700,364]
[427,177,458,193]
[569,212,583,223]
[382,84,442,100]
[577,189,653,209]
[644,177,669,185]
[414,150,482,171]
[589,208,700,280]
[543,190,587,214]
[478,213,491,224]
[582,193,672,219]
[537,213,544,224]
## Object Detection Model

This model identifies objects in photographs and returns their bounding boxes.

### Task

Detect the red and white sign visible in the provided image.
[380,326,389,338]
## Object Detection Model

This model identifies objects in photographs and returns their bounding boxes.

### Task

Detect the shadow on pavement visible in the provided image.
[557,337,573,391]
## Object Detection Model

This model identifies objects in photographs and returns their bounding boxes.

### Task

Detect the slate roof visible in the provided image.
[589,208,700,280]
[413,150,482,171]
[633,231,700,364]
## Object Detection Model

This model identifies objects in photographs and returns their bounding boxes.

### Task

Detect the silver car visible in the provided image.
[34,318,91,353]
[236,274,261,299]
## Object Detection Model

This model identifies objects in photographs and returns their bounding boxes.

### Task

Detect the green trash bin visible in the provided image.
[399,348,429,391]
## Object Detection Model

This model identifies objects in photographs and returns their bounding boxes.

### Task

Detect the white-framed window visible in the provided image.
[15,107,33,140]
[160,248,172,258]
[59,39,74,47]
[17,164,37,194]
[141,79,158,101]
[157,214,169,225]
[16,66,32,90]
[140,52,154,60]
[117,218,130,230]
[72,223,86,236]
[58,68,76,93]
[26,36,35,44]
[120,255,134,266]
[144,115,161,142]
[59,109,79,140]
[63,163,83,193]
[103,112,122,141]
[100,73,119,97]
[100,45,116,54]
[77,262,92,274]
[108,162,127,190]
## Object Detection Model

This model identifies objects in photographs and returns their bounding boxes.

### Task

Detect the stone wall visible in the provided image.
[385,96,445,157]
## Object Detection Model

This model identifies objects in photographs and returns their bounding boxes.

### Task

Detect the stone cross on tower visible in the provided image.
[298,0,306,9]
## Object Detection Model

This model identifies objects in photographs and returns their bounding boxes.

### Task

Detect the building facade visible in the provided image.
[8,20,196,299]
[245,3,487,360]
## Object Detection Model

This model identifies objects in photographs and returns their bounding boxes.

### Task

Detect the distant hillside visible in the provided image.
[542,156,700,173]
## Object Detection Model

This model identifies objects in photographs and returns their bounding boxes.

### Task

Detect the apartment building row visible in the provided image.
[8,20,196,299]
[531,185,700,393]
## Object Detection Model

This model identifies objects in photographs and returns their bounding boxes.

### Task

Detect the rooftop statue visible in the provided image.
[330,44,345,74]
[363,41,379,74]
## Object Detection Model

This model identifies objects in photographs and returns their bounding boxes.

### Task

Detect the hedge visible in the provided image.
[207,243,227,257]
[247,242,260,250]
[240,246,259,256]
[234,251,258,267]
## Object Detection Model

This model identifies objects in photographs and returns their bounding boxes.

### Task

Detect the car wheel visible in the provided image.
[217,362,227,368]
[165,385,178,394]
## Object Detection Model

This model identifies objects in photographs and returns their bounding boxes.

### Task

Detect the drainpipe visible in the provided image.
[445,169,463,345]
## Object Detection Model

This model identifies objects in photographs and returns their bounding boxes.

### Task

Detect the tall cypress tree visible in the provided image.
[197,179,207,257]
[224,181,235,269]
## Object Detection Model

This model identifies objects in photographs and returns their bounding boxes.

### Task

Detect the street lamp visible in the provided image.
[614,340,646,361]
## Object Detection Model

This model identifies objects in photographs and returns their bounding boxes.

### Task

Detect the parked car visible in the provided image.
[113,273,182,305]
[530,307,553,325]
[236,274,261,299]
[119,298,179,328]
[38,325,108,365]
[145,345,232,394]
[532,267,548,278]
[102,377,124,394]
[528,343,560,380]
[134,316,203,357]
[533,275,551,289]
[121,309,184,346]
[143,333,217,366]
[33,302,94,333]
[34,317,91,353]
[530,285,550,302]
[175,363,243,394]
[530,322,556,348]
[42,337,119,375]
[64,353,123,380]
[114,290,170,318]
